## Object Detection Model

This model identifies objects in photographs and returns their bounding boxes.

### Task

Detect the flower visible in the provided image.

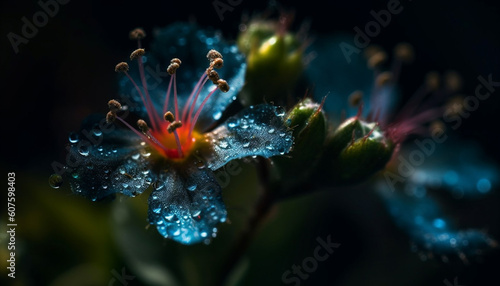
[53,23,293,245]
[307,35,498,261]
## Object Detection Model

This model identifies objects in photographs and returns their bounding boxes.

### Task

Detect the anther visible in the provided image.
[108,99,122,112]
[167,121,182,133]
[106,111,117,123]
[211,58,224,69]
[368,51,387,69]
[217,79,230,92]
[207,69,220,83]
[375,72,393,87]
[164,111,175,123]
[364,45,383,59]
[115,62,129,73]
[130,48,145,60]
[425,71,440,91]
[394,43,414,63]
[129,28,146,40]
[137,119,150,133]
[171,58,182,65]
[207,49,222,62]
[348,90,363,107]
[167,63,180,75]
[444,70,462,92]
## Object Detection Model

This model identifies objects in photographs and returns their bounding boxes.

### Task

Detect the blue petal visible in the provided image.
[377,184,497,259]
[202,104,294,170]
[400,139,498,198]
[148,165,227,245]
[119,22,246,131]
[65,126,154,201]
[306,35,398,122]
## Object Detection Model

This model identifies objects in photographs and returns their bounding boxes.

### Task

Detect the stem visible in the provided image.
[218,158,276,285]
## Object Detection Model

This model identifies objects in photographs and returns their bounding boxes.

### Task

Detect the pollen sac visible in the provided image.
[322,117,395,184]
[237,19,305,106]
[274,98,327,189]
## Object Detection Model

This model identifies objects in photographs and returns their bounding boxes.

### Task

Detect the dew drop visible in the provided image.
[265,141,274,150]
[213,111,222,120]
[268,128,275,134]
[48,174,63,189]
[187,184,197,191]
[93,129,103,136]
[68,133,79,144]
[242,140,250,148]
[218,140,230,149]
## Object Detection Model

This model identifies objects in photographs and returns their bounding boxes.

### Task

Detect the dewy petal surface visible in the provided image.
[148,165,226,245]
[202,104,294,170]
[66,126,154,201]
[119,22,246,131]
[377,182,497,258]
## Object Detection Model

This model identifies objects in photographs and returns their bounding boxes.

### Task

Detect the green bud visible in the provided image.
[274,98,326,190]
[237,20,305,106]
[322,117,395,184]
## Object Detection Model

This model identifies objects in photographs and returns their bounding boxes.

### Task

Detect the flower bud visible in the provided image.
[274,98,326,190]
[322,117,395,184]
[237,20,305,106]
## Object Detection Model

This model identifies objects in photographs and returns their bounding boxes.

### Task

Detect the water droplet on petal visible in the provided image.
[93,129,103,136]
[218,140,230,149]
[242,140,250,148]
[68,133,79,144]
[48,174,63,189]
[213,111,222,120]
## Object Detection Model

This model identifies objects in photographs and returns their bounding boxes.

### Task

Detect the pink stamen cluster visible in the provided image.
[107,29,230,159]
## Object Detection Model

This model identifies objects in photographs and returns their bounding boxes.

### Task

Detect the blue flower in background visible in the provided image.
[54,23,293,245]
[307,34,498,261]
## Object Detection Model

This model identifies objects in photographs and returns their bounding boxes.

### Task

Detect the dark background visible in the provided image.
[1,0,500,285]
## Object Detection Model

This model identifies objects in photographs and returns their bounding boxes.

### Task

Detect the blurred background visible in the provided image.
[1,0,500,285]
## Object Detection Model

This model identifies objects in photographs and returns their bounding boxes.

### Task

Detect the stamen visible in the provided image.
[212,58,224,69]
[130,48,160,131]
[129,28,146,40]
[166,59,182,119]
[137,119,166,149]
[207,49,223,62]
[375,72,393,87]
[217,79,230,92]
[129,28,146,48]
[182,73,208,123]
[164,111,175,123]
[189,82,225,138]
[367,51,387,70]
[108,99,122,112]
[106,111,116,123]
[130,48,145,60]
[348,91,363,107]
[167,121,184,157]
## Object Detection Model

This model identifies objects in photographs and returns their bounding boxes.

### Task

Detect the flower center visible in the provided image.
[107,29,230,161]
